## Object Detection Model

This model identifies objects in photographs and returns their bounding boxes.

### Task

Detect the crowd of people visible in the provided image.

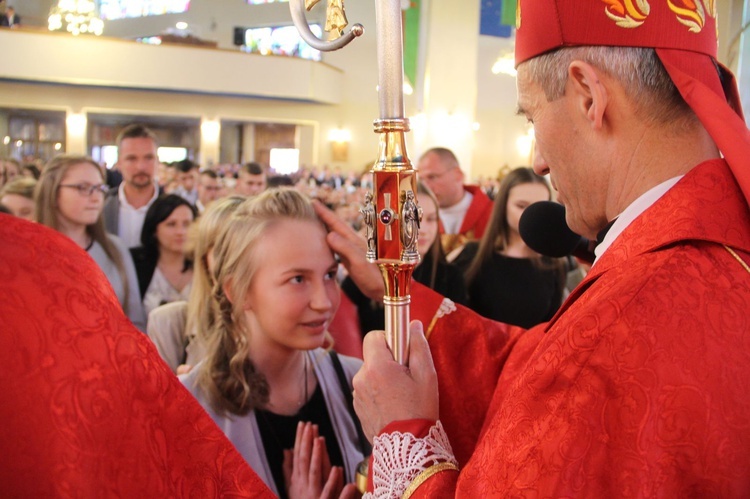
[3,1,750,495]
[1,124,558,341]
[1,123,562,497]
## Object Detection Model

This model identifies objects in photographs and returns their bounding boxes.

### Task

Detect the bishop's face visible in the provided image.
[516,65,609,240]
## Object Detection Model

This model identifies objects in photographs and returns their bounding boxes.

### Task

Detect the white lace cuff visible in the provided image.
[362,420,458,499]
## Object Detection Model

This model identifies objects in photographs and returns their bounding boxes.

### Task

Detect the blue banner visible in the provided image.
[480,0,513,38]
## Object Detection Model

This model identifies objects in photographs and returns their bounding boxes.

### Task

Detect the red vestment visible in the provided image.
[403,159,750,496]
[439,185,494,254]
[0,218,274,497]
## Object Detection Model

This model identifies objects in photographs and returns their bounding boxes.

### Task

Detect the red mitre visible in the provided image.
[514,0,750,205]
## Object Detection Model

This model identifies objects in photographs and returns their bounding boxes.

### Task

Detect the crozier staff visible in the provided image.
[318,1,750,497]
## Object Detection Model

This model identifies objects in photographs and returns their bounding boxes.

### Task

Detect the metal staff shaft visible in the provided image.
[374,0,405,120]
[289,0,420,366]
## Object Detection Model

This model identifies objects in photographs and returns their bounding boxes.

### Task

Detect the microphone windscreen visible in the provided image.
[519,201,582,258]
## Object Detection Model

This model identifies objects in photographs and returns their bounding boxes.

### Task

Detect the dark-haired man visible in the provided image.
[196,169,222,213]
[235,162,267,197]
[172,159,200,206]
[103,124,161,248]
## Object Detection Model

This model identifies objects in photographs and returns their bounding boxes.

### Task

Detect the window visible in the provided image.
[6,113,66,162]
[99,0,190,20]
[269,148,299,175]
[239,24,322,61]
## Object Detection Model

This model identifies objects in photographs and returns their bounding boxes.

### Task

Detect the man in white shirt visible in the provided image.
[103,124,161,248]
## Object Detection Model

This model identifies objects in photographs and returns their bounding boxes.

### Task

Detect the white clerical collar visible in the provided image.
[594,175,684,264]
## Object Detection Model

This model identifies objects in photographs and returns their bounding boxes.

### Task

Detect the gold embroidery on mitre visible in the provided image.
[516,0,521,29]
[603,0,651,28]
[703,0,717,17]
[699,0,719,40]
[668,0,707,33]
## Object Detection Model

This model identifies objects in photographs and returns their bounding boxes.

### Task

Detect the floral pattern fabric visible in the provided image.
[0,217,274,498]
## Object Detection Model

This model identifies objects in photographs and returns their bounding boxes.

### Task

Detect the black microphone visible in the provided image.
[519,201,596,264]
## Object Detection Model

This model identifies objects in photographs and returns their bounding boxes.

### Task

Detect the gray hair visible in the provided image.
[520,46,695,126]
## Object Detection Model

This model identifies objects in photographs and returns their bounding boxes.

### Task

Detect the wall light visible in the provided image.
[176,21,188,30]
[3,136,9,145]
[328,128,352,143]
[328,128,351,162]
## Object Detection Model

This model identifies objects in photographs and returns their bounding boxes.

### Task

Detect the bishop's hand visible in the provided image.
[352,321,439,441]
[313,199,384,302]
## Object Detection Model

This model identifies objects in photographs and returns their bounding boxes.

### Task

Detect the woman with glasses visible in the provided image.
[131,194,196,317]
[34,154,146,331]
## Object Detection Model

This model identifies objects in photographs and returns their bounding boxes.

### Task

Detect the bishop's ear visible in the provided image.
[567,60,608,130]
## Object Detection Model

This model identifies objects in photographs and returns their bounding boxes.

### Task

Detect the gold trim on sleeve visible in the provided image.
[402,462,459,499]
[724,245,750,275]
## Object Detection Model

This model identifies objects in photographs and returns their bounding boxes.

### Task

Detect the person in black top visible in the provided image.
[452,167,566,328]
[343,182,467,335]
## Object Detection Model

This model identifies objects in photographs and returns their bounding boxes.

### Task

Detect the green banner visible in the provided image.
[500,0,517,27]
[403,0,420,87]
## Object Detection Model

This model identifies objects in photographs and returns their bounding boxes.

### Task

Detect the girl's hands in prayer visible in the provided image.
[285,422,360,499]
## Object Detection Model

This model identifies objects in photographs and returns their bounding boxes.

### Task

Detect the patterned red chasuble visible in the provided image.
[405,160,750,497]
[0,217,274,498]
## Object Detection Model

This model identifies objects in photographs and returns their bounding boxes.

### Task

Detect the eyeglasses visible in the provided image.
[59,183,109,197]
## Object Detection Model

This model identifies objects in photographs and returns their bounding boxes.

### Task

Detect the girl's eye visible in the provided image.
[325,269,338,280]
[290,275,304,284]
